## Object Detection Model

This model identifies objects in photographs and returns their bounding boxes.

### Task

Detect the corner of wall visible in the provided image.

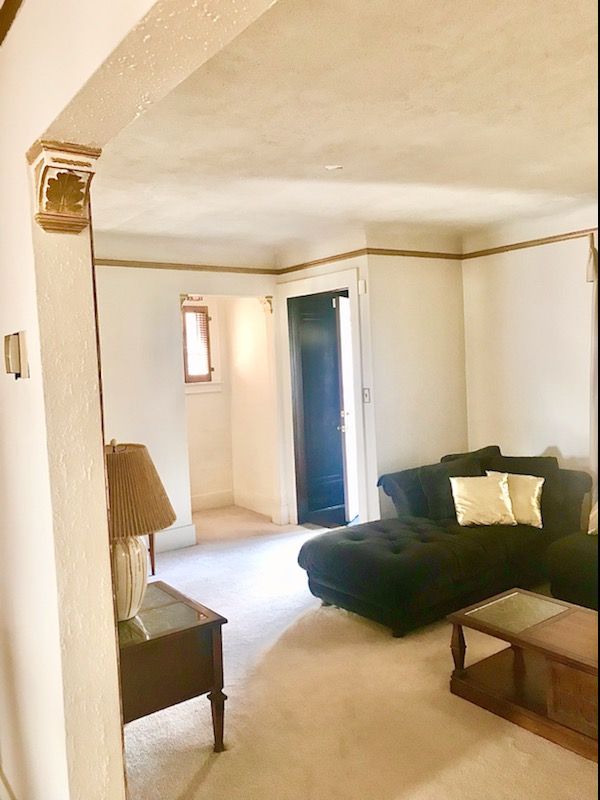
[458,252,472,450]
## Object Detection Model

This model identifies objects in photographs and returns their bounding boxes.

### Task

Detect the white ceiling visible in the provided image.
[93,0,598,267]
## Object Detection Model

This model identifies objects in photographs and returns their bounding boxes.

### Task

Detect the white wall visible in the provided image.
[95,266,278,547]
[227,297,282,520]
[96,208,597,541]
[0,2,300,797]
[0,3,161,799]
[368,254,469,515]
[463,209,597,468]
[186,298,234,512]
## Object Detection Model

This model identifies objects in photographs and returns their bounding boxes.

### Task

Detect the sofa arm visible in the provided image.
[546,532,598,610]
[555,469,594,533]
[377,466,429,517]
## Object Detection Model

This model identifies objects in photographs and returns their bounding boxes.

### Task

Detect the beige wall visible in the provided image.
[95,267,278,540]
[186,298,234,512]
[227,297,281,520]
[462,210,596,468]
[96,266,196,550]
[185,296,281,521]
[368,254,469,514]
[0,2,301,797]
[97,278,281,527]
[0,2,159,798]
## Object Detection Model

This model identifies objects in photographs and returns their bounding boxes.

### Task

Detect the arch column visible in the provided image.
[27,140,127,800]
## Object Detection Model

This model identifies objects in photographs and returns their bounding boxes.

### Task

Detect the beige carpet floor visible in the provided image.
[192,506,309,543]
[124,526,598,800]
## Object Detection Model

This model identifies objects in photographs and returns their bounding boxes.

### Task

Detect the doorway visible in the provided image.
[182,293,284,538]
[288,290,360,527]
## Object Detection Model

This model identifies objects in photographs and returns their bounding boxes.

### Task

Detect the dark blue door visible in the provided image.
[288,291,348,527]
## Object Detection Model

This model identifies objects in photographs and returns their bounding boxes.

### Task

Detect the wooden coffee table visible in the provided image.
[448,588,598,761]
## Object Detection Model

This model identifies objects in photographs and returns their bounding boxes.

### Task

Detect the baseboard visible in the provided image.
[271,502,290,526]
[154,522,196,552]
[191,489,234,512]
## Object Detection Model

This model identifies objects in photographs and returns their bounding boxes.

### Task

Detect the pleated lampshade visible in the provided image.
[104,441,176,539]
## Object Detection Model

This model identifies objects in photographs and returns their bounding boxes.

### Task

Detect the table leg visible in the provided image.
[451,623,466,673]
[209,626,226,752]
[208,689,227,753]
[148,533,156,576]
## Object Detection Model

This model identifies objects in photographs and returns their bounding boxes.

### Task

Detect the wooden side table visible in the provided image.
[118,581,227,752]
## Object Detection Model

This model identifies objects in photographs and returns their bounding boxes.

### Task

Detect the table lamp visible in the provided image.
[105,440,176,621]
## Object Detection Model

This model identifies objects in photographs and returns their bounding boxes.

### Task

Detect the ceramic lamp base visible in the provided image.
[112,537,148,621]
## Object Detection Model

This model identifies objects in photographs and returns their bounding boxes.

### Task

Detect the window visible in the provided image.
[182,301,213,383]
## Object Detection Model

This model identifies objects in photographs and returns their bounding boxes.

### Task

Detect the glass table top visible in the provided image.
[118,584,208,647]
[465,591,567,634]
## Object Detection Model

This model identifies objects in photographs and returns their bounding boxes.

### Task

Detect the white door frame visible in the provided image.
[275,268,375,525]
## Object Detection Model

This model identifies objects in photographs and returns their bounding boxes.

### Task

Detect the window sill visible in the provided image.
[184,382,223,395]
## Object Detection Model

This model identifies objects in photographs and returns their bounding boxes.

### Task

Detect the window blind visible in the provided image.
[183,305,212,382]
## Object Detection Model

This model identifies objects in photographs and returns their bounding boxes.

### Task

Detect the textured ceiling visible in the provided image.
[93,0,598,266]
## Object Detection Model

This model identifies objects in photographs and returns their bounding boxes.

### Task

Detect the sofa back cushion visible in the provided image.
[418,456,484,520]
[379,453,592,534]
[441,445,501,467]
[486,455,559,477]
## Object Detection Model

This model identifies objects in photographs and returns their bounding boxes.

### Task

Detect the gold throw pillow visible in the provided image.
[487,471,544,529]
[450,474,517,527]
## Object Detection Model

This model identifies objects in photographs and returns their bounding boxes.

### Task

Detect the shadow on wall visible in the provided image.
[541,446,590,473]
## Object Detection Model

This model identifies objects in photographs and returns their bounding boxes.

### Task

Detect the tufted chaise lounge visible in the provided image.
[298,448,592,636]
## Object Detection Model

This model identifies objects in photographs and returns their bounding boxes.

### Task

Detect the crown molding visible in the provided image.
[94,226,598,276]
[367,247,461,260]
[276,248,369,274]
[94,257,276,275]
[461,227,598,260]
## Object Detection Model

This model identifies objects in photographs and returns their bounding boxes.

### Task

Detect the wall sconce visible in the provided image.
[261,296,273,314]
[4,331,29,379]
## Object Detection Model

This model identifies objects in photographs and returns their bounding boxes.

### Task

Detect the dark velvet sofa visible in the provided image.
[546,532,598,610]
[298,446,592,636]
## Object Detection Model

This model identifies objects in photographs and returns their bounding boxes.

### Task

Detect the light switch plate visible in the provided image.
[4,331,29,379]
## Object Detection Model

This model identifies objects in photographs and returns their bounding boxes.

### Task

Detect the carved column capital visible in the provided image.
[28,140,101,234]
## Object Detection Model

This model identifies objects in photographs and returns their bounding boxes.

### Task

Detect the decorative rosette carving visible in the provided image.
[29,140,101,233]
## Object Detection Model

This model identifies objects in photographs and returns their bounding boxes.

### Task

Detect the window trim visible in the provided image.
[182,303,213,384]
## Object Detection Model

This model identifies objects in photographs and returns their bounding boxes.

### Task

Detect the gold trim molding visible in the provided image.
[95,227,598,276]
[0,0,24,46]
[461,228,598,260]
[29,141,101,234]
[94,258,275,275]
